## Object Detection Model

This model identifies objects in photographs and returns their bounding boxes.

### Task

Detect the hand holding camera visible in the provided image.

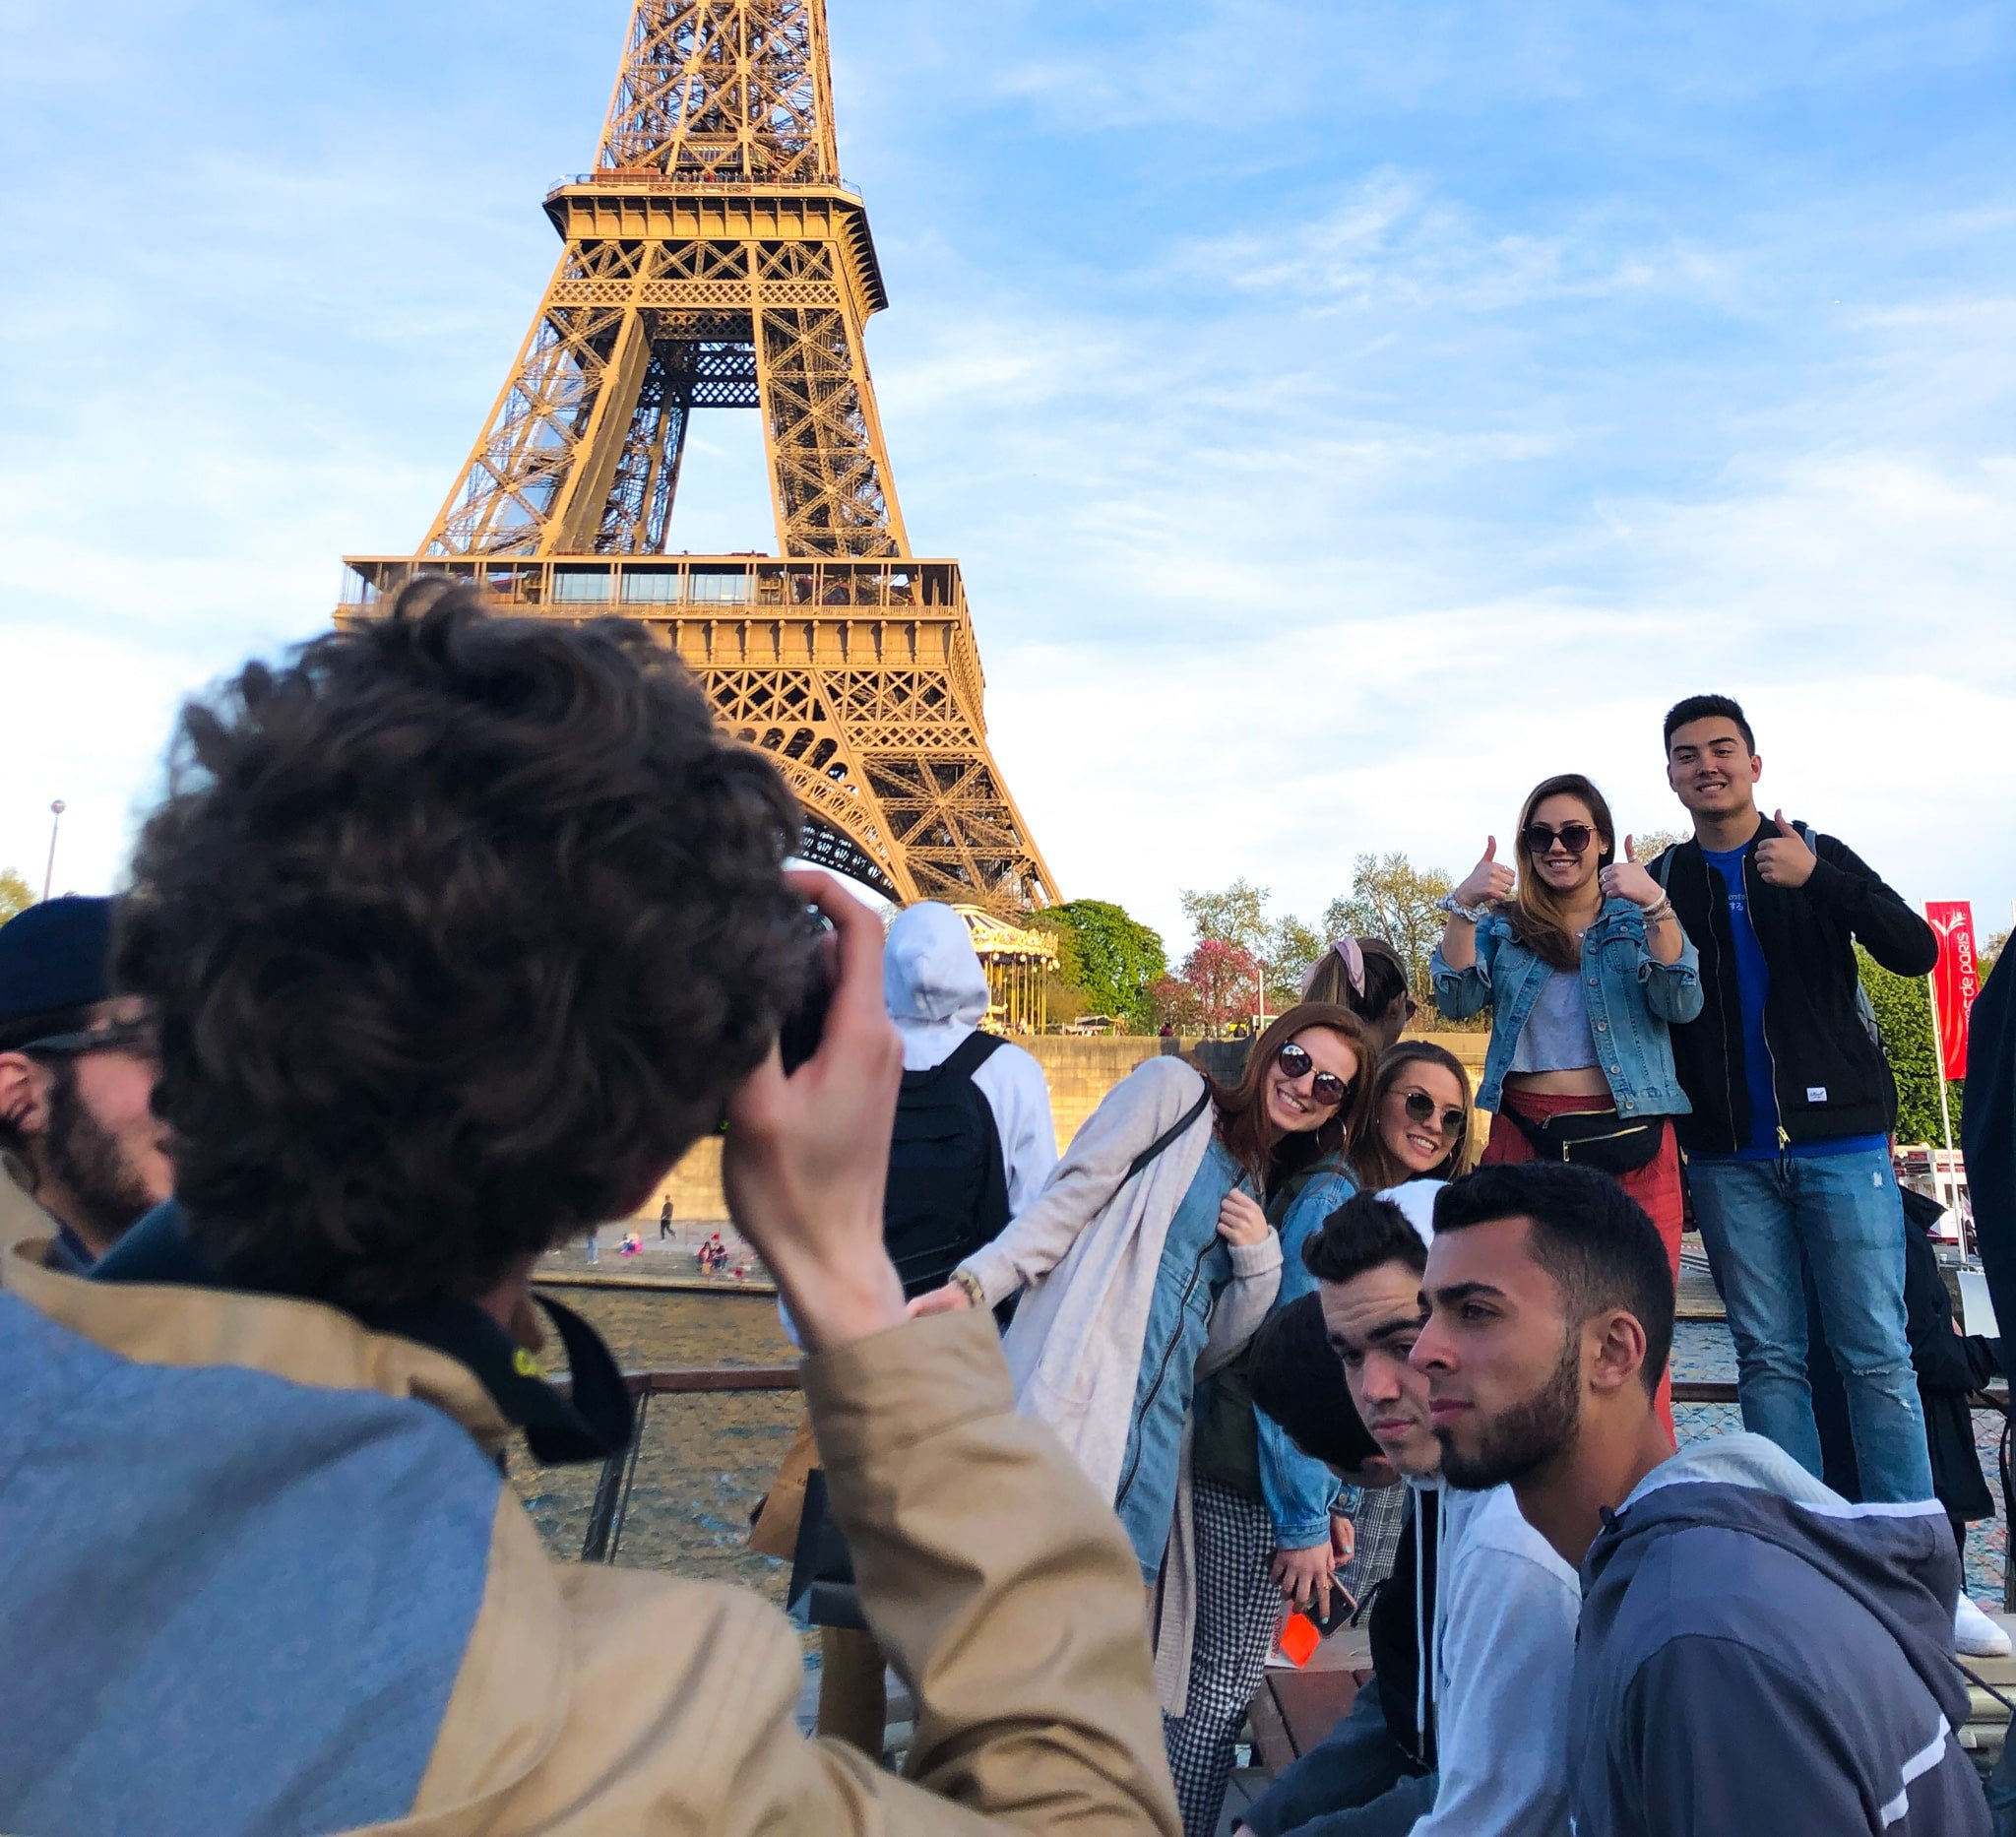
[721,871,908,1353]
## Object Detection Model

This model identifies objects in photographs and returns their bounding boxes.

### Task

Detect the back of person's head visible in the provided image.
[1300,937,1415,1046]
[1662,693,1754,754]
[883,902,988,1030]
[1209,1000,1374,1188]
[1303,1188,1429,1287]
[1245,1291,1379,1471]
[1349,1042,1473,1190]
[115,579,811,1308]
[1432,1164,1674,1397]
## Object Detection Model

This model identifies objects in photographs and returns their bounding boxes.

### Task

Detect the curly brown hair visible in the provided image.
[115,579,811,1307]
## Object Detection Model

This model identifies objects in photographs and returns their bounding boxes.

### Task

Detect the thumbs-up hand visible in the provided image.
[1600,834,1664,910]
[1454,836,1516,910]
[1754,809,1817,888]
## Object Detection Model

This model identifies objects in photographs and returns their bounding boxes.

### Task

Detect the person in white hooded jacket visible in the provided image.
[882,902,1058,1220]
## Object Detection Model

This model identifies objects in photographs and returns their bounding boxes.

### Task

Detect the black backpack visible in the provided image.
[882,1030,1010,1300]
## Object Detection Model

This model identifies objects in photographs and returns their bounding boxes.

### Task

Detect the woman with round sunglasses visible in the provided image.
[1352,1040,1474,1190]
[1431,771,1701,1429]
[910,1007,1371,1792]
[1167,1021,1386,1837]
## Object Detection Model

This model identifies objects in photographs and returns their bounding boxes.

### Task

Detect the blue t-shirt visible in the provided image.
[1698,844,1883,1162]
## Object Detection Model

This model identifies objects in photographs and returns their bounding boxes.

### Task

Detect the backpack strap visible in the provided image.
[936,1029,1007,1082]
[1124,1087,1212,1184]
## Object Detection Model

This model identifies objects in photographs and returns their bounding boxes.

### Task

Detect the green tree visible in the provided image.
[1324,853,1460,1022]
[1266,912,1326,1011]
[1032,899,1168,1031]
[1858,945,1962,1145]
[0,868,32,924]
[1981,929,2006,986]
[1179,878,1328,1013]
[1629,829,1689,865]
[1179,879,1272,958]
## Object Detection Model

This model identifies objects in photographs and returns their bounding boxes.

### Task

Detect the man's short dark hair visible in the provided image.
[1432,1166,1675,1397]
[1303,1190,1429,1287]
[1247,1292,1380,1471]
[116,579,811,1308]
[1663,693,1754,754]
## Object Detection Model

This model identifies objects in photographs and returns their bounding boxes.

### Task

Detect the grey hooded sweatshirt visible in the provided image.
[1567,1432,1988,1836]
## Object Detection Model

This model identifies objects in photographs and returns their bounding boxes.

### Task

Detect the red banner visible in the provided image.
[1925,901,1979,1083]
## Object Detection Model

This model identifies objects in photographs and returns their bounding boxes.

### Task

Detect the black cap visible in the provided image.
[0,896,116,1028]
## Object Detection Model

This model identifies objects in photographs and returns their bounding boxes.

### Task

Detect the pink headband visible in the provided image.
[1302,936,1365,1000]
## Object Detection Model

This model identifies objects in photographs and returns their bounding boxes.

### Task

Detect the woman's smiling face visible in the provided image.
[1264,1026,1359,1137]
[1378,1058,1468,1173]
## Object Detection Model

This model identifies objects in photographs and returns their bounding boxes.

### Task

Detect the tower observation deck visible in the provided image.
[340,0,1055,912]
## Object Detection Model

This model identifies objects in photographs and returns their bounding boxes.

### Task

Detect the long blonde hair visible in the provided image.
[1508,772,1615,971]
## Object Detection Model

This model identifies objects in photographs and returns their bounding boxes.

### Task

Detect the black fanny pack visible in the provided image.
[1504,1106,1665,1176]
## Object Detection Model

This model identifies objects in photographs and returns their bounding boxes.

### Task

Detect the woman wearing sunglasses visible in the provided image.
[912,1005,1371,1816]
[1351,1040,1473,1189]
[1431,772,1701,1429]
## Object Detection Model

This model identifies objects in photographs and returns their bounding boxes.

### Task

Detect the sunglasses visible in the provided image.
[1523,821,1597,857]
[1394,1087,1467,1138]
[16,1018,158,1059]
[1276,1041,1352,1108]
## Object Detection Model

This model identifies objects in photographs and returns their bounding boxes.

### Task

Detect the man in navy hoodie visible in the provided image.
[1412,1163,1987,1836]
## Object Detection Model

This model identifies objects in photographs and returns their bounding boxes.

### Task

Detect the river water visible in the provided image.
[521,1288,2008,1606]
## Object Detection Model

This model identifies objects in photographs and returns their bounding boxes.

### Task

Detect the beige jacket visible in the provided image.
[2,1246,1182,1836]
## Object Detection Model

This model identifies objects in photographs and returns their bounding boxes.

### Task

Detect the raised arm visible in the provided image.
[955,1058,1208,1310]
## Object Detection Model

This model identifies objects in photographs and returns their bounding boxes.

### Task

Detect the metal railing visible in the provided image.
[571,1365,2016,1572]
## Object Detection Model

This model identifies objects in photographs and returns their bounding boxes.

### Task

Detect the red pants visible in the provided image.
[1482,1090,1682,1442]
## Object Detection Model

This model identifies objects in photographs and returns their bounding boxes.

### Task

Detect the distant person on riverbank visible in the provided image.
[1433,771,1700,1436]
[659,1196,671,1239]
[881,900,1057,1299]
[1651,693,1939,1503]
[0,585,1181,1837]
[0,897,171,1279]
[1415,1163,1987,1836]
[1234,1187,1581,1837]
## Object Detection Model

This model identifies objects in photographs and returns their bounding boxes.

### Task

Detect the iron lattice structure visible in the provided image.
[339,0,1054,913]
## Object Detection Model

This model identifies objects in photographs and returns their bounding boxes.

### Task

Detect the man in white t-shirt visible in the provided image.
[1238,1186,1580,1837]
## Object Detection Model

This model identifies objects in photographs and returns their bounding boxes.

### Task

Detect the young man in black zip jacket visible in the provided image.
[1653,693,1938,1503]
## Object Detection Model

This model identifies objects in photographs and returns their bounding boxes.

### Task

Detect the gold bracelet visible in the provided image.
[952,1268,986,1311]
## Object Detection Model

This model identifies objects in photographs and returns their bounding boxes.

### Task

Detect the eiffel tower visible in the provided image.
[339,0,1056,913]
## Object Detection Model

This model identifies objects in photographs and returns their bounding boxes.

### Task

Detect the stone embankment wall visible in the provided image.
[647,1032,1488,1224]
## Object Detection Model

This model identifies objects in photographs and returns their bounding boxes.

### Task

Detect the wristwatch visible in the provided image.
[1437,892,1492,924]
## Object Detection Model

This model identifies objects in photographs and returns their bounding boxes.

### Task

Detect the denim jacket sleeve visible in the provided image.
[1256,1169,1355,1548]
[1430,919,1495,1023]
[1634,924,1704,1024]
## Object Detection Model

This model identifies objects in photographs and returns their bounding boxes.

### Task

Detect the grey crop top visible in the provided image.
[1509,969,1600,1074]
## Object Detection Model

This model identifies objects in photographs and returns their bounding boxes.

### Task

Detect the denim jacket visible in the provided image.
[1431,900,1702,1116]
[1256,1164,1356,1548]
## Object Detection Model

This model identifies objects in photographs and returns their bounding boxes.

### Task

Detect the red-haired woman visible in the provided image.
[912,1004,1371,1831]
[1431,772,1701,1430]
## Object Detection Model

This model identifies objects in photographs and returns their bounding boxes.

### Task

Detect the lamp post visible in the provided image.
[41,799,66,902]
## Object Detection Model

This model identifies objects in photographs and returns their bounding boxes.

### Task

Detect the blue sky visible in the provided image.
[3,0,2012,953]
